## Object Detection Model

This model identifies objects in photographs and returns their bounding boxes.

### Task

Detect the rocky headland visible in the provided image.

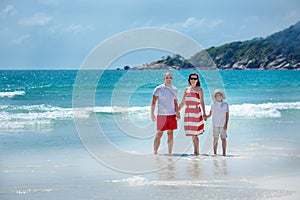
[127,21,300,70]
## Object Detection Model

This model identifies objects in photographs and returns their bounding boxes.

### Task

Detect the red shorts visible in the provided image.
[157,115,177,131]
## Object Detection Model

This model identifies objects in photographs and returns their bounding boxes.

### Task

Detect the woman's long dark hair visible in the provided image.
[188,72,200,86]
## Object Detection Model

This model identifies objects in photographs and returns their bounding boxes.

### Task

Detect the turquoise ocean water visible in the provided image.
[1,70,300,199]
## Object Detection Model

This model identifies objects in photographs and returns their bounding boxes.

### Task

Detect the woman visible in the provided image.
[179,72,207,155]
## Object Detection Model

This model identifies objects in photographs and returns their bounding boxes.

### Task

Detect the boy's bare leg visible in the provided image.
[154,131,163,154]
[221,138,227,155]
[213,138,219,155]
[167,130,174,154]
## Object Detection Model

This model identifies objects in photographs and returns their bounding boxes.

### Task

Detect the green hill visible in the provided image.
[191,21,300,70]
[131,21,300,70]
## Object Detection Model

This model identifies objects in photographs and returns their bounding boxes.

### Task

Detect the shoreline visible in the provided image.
[255,171,300,200]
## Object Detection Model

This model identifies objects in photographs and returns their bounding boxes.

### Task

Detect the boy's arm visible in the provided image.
[224,112,229,130]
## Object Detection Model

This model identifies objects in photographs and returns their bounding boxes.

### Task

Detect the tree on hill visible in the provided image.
[157,54,195,69]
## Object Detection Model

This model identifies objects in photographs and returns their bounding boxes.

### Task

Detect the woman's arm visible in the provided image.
[198,87,207,119]
[206,110,212,118]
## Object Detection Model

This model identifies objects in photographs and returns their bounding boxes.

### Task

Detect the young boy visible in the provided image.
[206,90,229,156]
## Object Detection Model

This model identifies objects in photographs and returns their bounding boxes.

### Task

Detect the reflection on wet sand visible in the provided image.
[213,157,228,176]
[154,155,176,180]
[186,158,201,179]
[154,154,229,181]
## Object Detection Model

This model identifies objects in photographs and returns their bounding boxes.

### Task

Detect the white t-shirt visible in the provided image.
[211,101,229,127]
[153,84,178,115]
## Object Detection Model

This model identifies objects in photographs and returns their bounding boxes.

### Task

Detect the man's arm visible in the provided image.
[174,98,180,119]
[151,95,159,121]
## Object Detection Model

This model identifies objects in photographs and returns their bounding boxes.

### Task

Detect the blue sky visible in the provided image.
[0,0,300,69]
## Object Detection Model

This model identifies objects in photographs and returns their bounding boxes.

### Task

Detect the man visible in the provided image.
[151,72,180,154]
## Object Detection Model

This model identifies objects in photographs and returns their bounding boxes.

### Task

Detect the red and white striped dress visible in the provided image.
[184,92,204,136]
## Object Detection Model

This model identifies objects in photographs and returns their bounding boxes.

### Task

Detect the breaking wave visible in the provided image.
[0,102,299,131]
[0,91,25,98]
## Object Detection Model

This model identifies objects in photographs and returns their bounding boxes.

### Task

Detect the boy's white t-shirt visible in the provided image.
[211,101,229,127]
[153,84,178,115]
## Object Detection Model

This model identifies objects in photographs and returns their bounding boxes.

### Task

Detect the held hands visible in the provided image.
[152,112,209,122]
[176,112,181,120]
[204,111,212,121]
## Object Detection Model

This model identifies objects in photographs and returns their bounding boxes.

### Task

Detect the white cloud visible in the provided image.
[49,24,93,34]
[209,19,224,28]
[163,17,223,29]
[18,13,53,26]
[0,5,17,17]
[167,17,205,29]
[182,17,205,28]
[13,34,31,44]
[64,24,93,33]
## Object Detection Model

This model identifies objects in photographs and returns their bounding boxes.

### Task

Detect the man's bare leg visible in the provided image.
[167,130,174,154]
[154,131,163,154]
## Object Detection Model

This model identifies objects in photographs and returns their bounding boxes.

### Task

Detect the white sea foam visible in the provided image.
[0,91,25,98]
[106,176,238,187]
[94,101,300,119]
[93,106,151,113]
[0,102,299,131]
[0,105,90,131]
[229,102,300,118]
[14,188,54,194]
